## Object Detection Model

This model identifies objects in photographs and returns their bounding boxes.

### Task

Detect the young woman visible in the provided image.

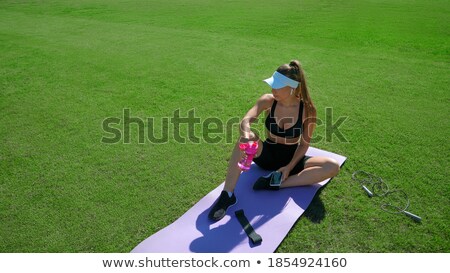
[208,60,340,221]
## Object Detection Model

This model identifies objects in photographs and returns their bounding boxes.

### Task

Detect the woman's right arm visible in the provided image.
[239,94,274,140]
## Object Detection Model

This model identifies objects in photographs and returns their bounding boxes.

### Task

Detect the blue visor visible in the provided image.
[263,71,299,89]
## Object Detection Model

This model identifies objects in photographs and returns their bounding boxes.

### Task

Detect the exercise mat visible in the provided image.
[132,147,346,253]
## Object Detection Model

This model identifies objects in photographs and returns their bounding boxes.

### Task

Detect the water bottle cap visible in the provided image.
[239,143,248,150]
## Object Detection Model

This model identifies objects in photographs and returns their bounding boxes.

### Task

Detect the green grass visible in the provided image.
[1,0,449,252]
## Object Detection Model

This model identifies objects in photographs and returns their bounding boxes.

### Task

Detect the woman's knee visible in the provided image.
[307,157,340,177]
[325,159,340,177]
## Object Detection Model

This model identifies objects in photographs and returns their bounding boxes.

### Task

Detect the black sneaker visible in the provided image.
[253,172,281,191]
[208,190,237,221]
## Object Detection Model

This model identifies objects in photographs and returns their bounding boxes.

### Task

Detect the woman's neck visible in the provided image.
[277,96,300,107]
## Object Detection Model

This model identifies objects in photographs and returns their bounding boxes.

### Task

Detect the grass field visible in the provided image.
[0,0,449,252]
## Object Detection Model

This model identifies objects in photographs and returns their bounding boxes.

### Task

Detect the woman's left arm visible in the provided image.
[279,109,317,181]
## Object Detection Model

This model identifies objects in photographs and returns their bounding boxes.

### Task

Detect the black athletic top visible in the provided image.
[265,100,303,139]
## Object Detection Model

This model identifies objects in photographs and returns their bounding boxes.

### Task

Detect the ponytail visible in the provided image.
[277,60,317,128]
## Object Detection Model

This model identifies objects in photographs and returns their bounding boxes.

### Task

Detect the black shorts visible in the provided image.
[253,138,311,176]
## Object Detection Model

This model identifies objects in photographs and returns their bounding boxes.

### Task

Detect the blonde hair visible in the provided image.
[276,60,316,122]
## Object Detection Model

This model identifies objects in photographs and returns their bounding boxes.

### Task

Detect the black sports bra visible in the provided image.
[265,100,303,139]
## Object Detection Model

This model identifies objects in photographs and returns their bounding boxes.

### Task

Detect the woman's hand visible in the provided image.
[239,131,256,144]
[277,165,293,182]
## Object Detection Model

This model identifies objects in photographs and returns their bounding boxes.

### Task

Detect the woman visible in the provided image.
[208,60,340,221]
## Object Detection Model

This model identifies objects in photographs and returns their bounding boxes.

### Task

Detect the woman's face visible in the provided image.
[271,86,292,101]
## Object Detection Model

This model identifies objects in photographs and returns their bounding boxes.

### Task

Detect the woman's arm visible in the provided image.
[240,94,273,140]
[281,108,317,180]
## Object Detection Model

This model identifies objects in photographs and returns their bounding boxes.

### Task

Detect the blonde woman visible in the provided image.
[209,60,340,221]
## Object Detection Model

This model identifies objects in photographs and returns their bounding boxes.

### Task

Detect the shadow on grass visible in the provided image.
[302,187,326,224]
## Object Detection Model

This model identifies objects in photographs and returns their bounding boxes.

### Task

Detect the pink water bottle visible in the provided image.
[237,141,259,171]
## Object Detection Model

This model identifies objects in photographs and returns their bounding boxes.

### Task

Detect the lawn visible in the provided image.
[0,0,449,252]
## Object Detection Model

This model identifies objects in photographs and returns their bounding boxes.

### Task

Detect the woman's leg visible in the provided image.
[209,135,263,221]
[280,156,340,188]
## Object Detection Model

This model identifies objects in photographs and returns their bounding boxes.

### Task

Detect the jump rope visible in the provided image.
[352,170,422,222]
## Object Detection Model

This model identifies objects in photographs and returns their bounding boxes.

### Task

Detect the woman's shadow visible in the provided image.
[189,165,327,253]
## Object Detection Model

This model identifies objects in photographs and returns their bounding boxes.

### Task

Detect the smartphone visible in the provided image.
[269,171,282,186]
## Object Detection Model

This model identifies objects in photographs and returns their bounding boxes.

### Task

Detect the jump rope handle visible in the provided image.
[362,185,374,197]
[237,141,259,171]
[403,211,422,222]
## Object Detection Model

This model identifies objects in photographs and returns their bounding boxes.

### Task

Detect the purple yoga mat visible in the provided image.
[132,147,346,253]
